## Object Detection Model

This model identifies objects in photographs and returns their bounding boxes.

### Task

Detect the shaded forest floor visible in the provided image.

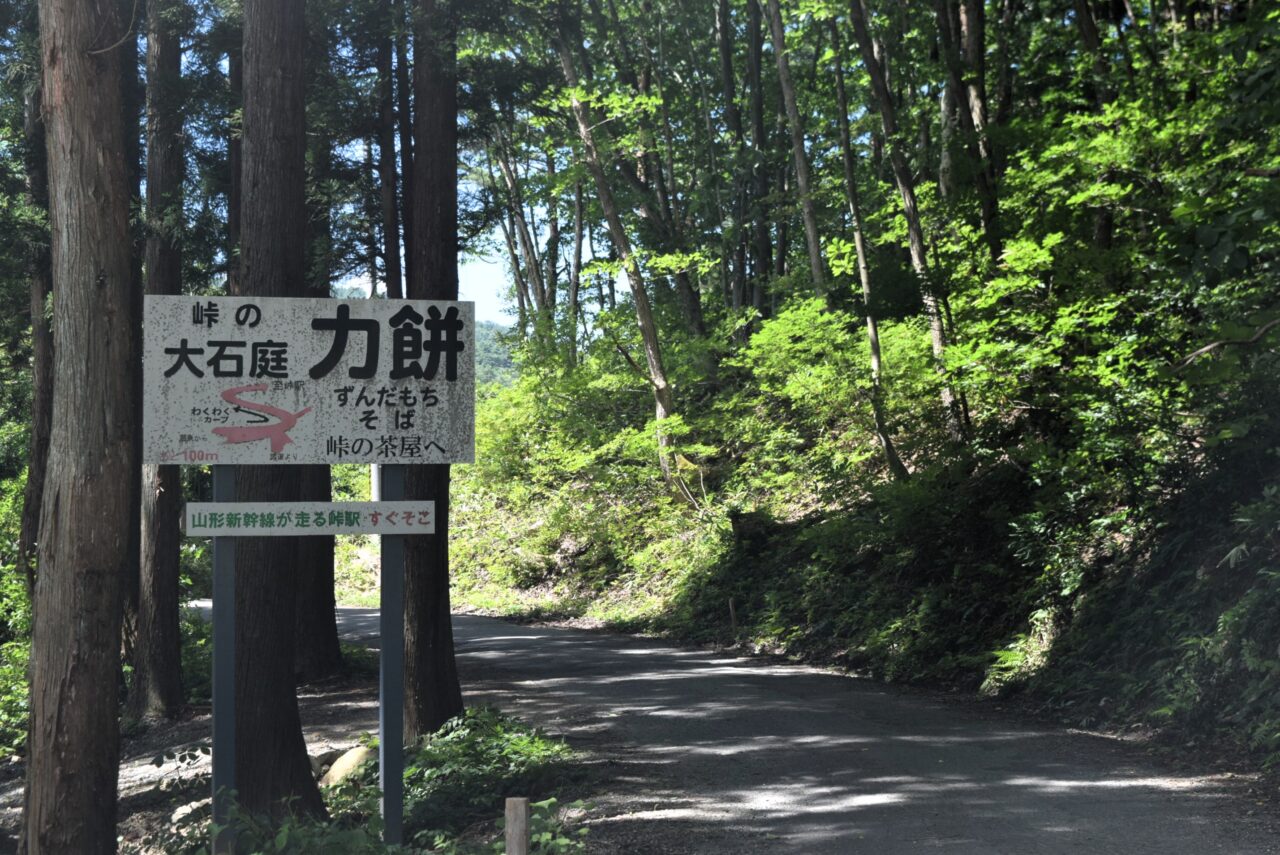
[0,671,389,853]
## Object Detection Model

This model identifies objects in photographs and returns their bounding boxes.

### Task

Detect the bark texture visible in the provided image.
[227,41,243,294]
[294,464,340,681]
[765,0,827,295]
[130,0,186,723]
[716,0,748,312]
[233,0,326,818]
[377,0,404,299]
[294,88,342,682]
[395,0,414,269]
[24,0,137,848]
[746,0,770,313]
[405,0,464,741]
[934,0,1000,257]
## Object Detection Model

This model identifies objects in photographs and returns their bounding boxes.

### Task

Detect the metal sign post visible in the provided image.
[211,465,236,853]
[379,465,406,845]
[195,493,432,851]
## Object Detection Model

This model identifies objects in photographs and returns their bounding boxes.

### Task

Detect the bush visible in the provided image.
[128,707,584,854]
[326,707,577,845]
[0,638,27,759]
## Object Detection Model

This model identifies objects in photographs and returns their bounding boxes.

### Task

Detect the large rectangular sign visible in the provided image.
[186,501,435,536]
[143,296,474,465]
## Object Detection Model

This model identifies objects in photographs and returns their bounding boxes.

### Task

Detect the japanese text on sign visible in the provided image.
[185,502,436,537]
[143,296,475,465]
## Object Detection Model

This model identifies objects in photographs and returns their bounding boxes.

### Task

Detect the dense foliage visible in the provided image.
[445,0,1280,768]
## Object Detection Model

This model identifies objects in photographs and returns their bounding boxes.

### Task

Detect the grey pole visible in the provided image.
[380,464,406,845]
[211,465,236,853]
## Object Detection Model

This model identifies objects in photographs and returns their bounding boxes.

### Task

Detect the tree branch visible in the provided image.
[1177,317,1280,369]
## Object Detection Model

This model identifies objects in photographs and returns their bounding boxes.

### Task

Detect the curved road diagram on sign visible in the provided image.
[211,383,313,453]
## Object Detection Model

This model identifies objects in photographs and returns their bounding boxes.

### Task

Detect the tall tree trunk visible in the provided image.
[1073,0,1112,105]
[557,33,680,479]
[545,151,560,312]
[567,181,583,366]
[17,82,53,597]
[120,0,145,673]
[1073,0,1116,249]
[233,0,326,818]
[775,156,789,281]
[405,0,464,741]
[130,0,187,723]
[227,44,243,293]
[764,0,827,296]
[650,52,705,339]
[583,1,702,339]
[959,0,990,148]
[938,81,958,200]
[364,138,383,295]
[24,0,137,847]
[831,20,908,480]
[498,206,532,338]
[848,0,967,441]
[295,72,342,683]
[395,0,414,269]
[993,0,1018,131]
[294,465,339,681]
[934,0,1000,258]
[495,146,547,314]
[716,0,749,310]
[377,1,403,299]
[747,0,770,314]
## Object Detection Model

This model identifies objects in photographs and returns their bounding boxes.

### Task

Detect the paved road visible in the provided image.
[332,607,1277,854]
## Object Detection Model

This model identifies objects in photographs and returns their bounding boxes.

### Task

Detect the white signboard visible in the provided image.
[186,501,435,536]
[143,296,474,465]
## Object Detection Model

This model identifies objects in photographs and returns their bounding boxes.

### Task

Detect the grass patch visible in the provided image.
[0,639,27,759]
[131,707,586,853]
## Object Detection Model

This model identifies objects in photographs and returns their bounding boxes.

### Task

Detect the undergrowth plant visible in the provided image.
[125,707,585,854]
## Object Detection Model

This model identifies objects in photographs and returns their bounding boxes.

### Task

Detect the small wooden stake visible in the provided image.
[729,596,738,633]
[505,797,530,855]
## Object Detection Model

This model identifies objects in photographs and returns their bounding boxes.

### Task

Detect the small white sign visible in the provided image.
[185,501,435,537]
[143,296,474,465]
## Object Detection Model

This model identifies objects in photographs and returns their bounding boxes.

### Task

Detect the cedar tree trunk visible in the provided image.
[404,0,464,741]
[24,0,137,847]
[130,0,187,722]
[377,0,404,299]
[233,0,326,818]
[294,87,342,682]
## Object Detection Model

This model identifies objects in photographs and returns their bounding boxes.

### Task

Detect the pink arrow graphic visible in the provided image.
[211,383,313,453]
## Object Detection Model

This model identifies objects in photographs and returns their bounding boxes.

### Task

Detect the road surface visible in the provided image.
[336,607,1277,854]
